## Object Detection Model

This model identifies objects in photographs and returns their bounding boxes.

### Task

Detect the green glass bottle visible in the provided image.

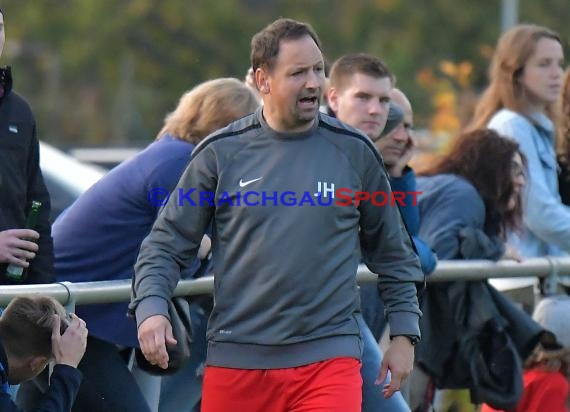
[6,201,42,281]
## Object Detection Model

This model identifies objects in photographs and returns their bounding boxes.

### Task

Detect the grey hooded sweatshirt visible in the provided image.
[129,108,423,369]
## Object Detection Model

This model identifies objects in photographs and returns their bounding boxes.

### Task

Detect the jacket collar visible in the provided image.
[0,339,9,392]
[528,111,554,136]
[0,66,13,102]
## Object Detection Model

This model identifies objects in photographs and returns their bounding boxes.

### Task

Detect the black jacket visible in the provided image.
[0,339,82,411]
[416,227,545,410]
[0,67,53,284]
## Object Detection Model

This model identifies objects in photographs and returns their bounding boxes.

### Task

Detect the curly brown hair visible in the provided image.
[420,129,526,236]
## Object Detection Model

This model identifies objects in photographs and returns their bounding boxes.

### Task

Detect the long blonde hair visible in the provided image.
[557,68,570,165]
[467,24,562,131]
[157,78,260,144]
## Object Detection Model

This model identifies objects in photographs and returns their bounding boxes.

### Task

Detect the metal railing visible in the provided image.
[1,257,569,309]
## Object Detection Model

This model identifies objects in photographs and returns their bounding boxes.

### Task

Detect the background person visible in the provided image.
[361,87,437,339]
[46,78,259,412]
[556,67,570,206]
[467,24,567,267]
[0,295,87,412]
[481,295,570,412]
[0,7,53,285]
[327,53,432,412]
[415,129,534,412]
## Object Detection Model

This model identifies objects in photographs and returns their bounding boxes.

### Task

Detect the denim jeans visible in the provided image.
[360,284,388,341]
[357,314,411,412]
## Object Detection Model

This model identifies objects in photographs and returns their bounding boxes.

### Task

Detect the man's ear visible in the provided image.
[327,87,339,114]
[6,353,49,384]
[255,68,270,95]
[29,355,49,377]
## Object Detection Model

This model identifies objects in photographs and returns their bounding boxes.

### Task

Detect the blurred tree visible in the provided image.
[0,0,568,148]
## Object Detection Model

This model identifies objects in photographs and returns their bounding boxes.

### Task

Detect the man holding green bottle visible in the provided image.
[0,7,53,284]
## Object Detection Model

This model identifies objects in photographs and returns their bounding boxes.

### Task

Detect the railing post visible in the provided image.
[543,256,560,296]
[57,281,76,313]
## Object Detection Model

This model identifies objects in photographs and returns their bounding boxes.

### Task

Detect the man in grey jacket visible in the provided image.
[129,17,423,412]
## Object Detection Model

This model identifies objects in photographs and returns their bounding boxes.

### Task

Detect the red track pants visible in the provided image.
[201,357,362,412]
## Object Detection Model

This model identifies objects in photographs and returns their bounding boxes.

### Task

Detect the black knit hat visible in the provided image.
[374,102,404,142]
[379,102,404,139]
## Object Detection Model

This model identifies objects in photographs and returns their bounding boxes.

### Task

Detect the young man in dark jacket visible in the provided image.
[0,295,87,411]
[327,55,433,412]
[0,8,53,285]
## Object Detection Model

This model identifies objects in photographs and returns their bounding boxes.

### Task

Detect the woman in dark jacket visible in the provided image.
[417,129,526,262]
[414,129,531,412]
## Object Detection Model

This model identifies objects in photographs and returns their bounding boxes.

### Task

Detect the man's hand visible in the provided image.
[138,315,177,370]
[52,313,88,368]
[0,229,39,267]
[376,336,415,398]
[502,244,523,262]
[388,136,415,178]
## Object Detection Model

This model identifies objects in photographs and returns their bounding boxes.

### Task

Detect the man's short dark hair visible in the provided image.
[329,53,394,92]
[250,18,322,72]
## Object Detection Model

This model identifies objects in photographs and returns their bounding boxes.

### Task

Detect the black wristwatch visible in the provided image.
[392,335,420,346]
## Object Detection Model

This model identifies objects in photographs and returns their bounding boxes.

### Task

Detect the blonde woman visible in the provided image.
[468,24,567,260]
[50,78,259,412]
